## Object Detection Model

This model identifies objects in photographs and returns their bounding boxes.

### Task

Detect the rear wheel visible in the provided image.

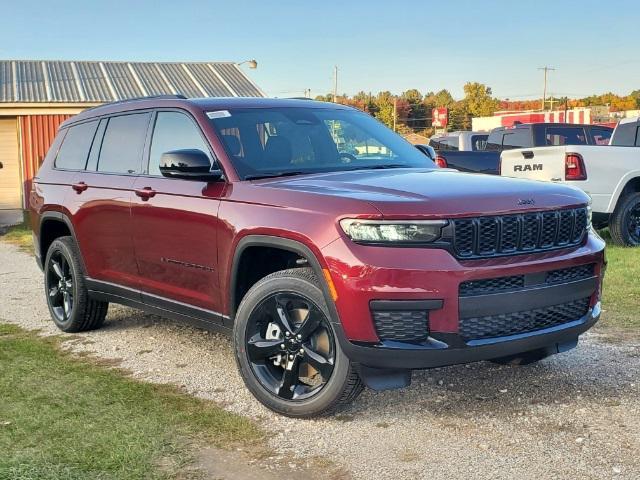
[609,192,640,246]
[233,268,363,417]
[44,236,108,332]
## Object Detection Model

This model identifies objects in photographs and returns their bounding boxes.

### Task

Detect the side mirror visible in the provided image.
[160,149,222,181]
[415,144,436,161]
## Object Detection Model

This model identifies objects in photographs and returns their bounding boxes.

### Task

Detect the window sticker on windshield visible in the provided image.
[206,110,231,119]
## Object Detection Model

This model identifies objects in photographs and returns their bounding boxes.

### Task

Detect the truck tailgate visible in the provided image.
[500,147,566,182]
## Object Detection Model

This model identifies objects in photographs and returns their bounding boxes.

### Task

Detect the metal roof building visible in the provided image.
[0,60,265,224]
[0,60,264,102]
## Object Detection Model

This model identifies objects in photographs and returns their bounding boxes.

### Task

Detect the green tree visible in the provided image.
[463,82,499,117]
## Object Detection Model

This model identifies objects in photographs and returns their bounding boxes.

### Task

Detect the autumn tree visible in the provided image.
[463,82,499,117]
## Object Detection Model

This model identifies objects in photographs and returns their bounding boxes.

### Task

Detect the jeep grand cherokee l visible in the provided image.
[30,96,606,417]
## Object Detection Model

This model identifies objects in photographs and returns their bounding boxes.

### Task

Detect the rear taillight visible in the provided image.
[565,153,587,180]
[435,155,448,168]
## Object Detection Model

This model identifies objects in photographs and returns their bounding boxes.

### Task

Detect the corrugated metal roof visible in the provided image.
[0,60,264,103]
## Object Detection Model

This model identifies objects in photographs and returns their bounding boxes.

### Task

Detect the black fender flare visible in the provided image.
[229,235,340,326]
[38,211,83,270]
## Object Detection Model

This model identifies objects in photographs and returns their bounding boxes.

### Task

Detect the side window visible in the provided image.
[98,113,151,174]
[589,127,612,146]
[443,137,459,151]
[545,127,587,146]
[86,119,107,171]
[485,131,504,151]
[148,112,212,176]
[611,122,638,147]
[54,120,99,170]
[471,135,488,151]
[501,129,530,150]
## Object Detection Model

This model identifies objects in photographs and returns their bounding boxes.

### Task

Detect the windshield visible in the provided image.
[207,107,434,179]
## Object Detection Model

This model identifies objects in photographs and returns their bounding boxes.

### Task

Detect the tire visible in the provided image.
[489,348,552,366]
[44,236,108,332]
[233,267,363,418]
[609,192,640,246]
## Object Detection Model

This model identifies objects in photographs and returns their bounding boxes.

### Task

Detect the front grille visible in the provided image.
[459,263,596,297]
[459,297,590,341]
[372,310,428,342]
[546,263,595,284]
[452,207,588,259]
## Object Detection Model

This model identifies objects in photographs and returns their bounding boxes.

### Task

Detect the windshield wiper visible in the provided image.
[344,164,409,171]
[245,171,308,180]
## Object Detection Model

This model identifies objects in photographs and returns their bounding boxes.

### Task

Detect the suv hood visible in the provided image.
[259,168,589,217]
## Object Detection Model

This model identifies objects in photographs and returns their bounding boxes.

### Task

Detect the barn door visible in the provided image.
[0,118,21,211]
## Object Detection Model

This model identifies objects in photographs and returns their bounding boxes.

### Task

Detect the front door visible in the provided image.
[130,110,226,318]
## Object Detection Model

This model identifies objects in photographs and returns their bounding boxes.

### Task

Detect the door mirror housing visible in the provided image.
[415,144,436,161]
[159,149,223,181]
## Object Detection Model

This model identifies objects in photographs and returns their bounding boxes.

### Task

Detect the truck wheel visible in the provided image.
[233,267,363,418]
[44,236,109,332]
[490,348,551,366]
[609,192,640,246]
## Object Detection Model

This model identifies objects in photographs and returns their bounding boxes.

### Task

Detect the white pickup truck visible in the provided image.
[500,117,640,246]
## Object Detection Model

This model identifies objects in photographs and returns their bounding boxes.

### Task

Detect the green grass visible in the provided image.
[600,243,640,329]
[0,219,33,253]
[0,324,261,480]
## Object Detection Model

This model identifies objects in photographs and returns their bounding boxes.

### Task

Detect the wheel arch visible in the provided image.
[229,235,338,324]
[38,212,82,270]
[608,173,640,213]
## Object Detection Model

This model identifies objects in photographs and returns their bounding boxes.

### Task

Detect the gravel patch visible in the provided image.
[1,242,638,479]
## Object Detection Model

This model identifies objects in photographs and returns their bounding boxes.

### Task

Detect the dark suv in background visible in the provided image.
[30,96,605,417]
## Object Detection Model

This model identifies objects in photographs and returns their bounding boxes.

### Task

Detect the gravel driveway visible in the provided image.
[1,242,638,479]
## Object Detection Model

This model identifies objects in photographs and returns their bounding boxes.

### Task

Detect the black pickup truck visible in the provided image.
[424,123,613,175]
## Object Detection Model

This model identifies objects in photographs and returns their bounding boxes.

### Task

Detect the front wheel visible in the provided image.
[233,268,363,417]
[609,192,640,246]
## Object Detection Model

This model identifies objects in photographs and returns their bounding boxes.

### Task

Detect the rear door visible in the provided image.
[69,112,152,288]
[130,110,226,318]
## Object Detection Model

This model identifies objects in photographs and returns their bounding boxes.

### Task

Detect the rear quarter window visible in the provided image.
[54,120,99,170]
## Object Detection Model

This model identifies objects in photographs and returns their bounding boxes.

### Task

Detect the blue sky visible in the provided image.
[1,0,638,99]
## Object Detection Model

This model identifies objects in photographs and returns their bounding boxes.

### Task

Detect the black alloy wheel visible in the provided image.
[628,202,640,245]
[46,250,75,322]
[43,236,108,332]
[245,292,335,401]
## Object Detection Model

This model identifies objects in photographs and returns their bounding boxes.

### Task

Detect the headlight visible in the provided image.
[339,219,447,244]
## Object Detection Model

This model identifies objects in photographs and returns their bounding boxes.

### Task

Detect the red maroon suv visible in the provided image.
[30,96,605,417]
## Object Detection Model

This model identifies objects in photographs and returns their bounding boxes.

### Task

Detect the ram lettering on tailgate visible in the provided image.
[514,164,543,172]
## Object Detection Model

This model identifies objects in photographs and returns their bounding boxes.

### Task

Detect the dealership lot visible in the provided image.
[1,241,638,480]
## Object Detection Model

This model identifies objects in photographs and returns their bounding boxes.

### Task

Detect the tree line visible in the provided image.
[315,84,640,136]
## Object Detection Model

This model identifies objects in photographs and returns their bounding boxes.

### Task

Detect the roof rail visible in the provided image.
[82,94,188,113]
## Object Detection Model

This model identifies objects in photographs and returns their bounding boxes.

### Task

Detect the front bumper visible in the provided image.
[335,302,600,370]
[320,232,605,376]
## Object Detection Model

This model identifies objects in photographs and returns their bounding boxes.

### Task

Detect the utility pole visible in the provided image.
[538,66,555,110]
[393,97,397,132]
[333,65,338,103]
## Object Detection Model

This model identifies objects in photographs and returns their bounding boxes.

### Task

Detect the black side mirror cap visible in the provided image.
[159,149,223,181]
[415,144,436,161]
